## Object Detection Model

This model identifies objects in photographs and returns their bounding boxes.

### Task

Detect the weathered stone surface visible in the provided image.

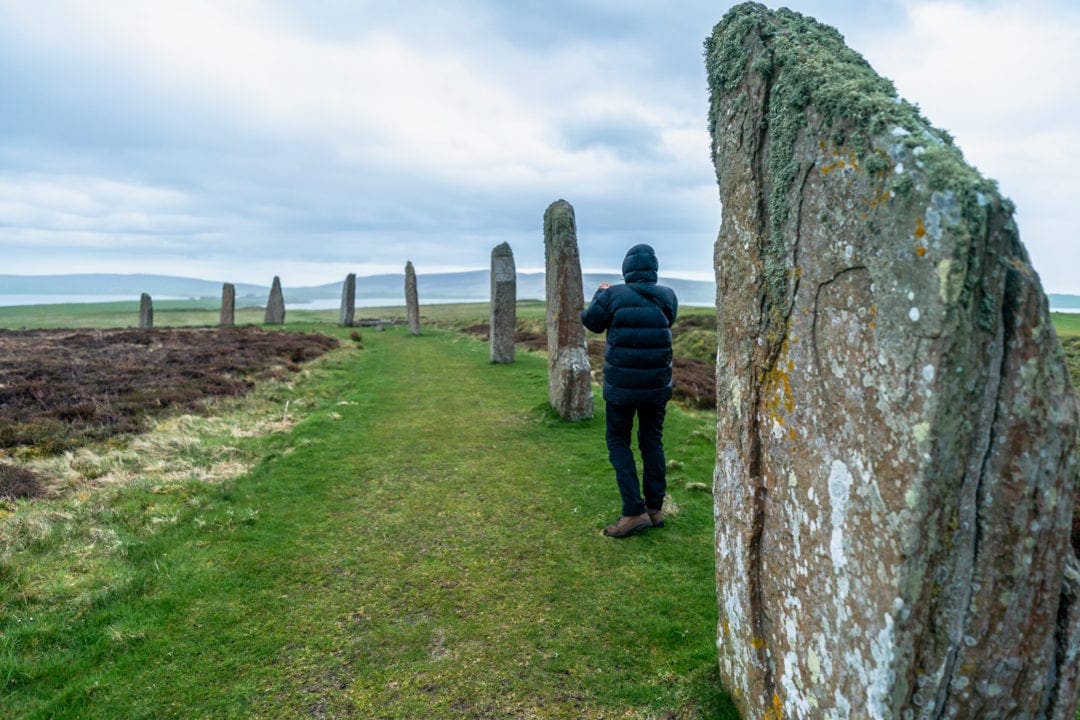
[138,293,153,329]
[490,242,517,363]
[405,261,420,335]
[264,276,285,325]
[706,5,1079,719]
[220,283,235,326]
[339,273,356,327]
[544,200,593,421]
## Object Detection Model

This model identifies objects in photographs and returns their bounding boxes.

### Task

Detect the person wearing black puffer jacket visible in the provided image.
[581,244,678,538]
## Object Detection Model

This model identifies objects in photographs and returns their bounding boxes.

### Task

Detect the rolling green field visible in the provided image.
[0,303,733,719]
[2,301,1078,718]
[1052,313,1080,390]
[1054,312,1080,338]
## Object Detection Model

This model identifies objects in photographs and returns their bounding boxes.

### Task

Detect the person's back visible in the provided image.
[581,244,678,538]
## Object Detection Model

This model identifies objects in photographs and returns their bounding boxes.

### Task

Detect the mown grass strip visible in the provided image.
[3,323,735,719]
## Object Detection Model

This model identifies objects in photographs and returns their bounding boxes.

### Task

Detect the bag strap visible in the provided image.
[628,284,672,327]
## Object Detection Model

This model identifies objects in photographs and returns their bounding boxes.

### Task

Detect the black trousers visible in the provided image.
[605,400,666,516]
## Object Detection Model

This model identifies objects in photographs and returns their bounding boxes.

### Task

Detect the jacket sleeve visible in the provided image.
[581,288,612,333]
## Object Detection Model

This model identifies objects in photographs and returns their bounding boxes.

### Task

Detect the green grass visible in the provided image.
[0,299,552,331]
[1053,312,1080,338]
[1051,314,1080,390]
[0,311,734,718]
[3,300,1075,718]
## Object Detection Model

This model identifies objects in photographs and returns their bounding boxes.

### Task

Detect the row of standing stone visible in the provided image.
[133,200,588,415]
[132,200,591,424]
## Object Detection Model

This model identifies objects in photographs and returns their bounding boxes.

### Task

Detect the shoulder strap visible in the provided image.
[628,285,671,328]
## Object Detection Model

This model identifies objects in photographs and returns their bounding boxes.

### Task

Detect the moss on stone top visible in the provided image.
[705,1,995,199]
[705,2,1002,335]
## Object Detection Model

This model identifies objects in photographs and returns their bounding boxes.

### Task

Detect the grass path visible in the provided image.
[3,325,733,719]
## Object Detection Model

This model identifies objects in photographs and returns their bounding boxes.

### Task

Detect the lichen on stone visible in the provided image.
[704,1,1005,341]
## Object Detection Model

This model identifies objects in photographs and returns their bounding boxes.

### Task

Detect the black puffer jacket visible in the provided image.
[581,244,678,406]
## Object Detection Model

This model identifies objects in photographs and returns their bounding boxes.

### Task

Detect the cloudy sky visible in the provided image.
[2,0,1078,292]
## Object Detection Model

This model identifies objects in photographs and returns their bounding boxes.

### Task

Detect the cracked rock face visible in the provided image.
[265,276,285,325]
[405,261,420,336]
[544,200,593,421]
[490,242,517,364]
[706,4,1079,718]
[339,273,356,327]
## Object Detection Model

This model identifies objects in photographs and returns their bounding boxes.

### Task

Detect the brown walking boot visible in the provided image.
[647,508,664,528]
[603,513,652,538]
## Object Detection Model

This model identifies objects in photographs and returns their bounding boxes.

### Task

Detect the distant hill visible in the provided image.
[5,273,1078,311]
[1049,293,1080,310]
[0,271,718,306]
[0,274,266,298]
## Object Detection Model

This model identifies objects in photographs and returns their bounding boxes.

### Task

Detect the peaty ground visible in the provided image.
[0,320,736,719]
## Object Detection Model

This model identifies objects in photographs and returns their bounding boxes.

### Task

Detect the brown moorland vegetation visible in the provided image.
[0,326,338,456]
[461,322,717,410]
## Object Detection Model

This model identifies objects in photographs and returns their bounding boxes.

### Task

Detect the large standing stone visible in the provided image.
[339,273,356,327]
[138,293,153,329]
[706,5,1079,719]
[544,200,593,421]
[220,283,235,326]
[264,276,285,325]
[490,242,516,363]
[404,261,420,335]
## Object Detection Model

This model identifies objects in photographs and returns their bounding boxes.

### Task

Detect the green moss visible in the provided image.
[704,2,1008,338]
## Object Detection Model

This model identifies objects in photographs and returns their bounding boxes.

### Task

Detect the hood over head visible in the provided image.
[621,244,658,284]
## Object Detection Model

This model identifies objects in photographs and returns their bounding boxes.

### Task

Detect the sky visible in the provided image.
[1,0,1078,292]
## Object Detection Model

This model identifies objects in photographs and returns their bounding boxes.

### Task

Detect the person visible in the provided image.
[581,244,678,538]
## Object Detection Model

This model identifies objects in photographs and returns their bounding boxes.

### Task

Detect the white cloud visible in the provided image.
[0,1,1076,292]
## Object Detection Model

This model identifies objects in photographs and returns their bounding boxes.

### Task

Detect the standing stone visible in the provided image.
[138,293,153,329]
[264,276,285,325]
[404,261,420,335]
[490,242,517,363]
[220,283,235,326]
[339,273,356,327]
[706,5,1079,719]
[544,200,593,421]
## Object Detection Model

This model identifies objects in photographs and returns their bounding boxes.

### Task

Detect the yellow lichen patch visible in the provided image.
[847,150,859,170]
[914,216,926,239]
[1008,257,1030,275]
[751,636,767,650]
[761,335,795,435]
[763,692,784,720]
[915,246,926,257]
[868,187,892,208]
[818,139,826,151]
[788,427,797,441]
[820,159,846,175]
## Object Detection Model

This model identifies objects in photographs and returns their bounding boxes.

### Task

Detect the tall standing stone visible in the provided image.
[490,242,516,363]
[339,273,356,327]
[706,5,1079,719]
[220,283,235,326]
[138,293,153,329]
[264,276,285,325]
[404,261,420,335]
[544,200,593,421]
